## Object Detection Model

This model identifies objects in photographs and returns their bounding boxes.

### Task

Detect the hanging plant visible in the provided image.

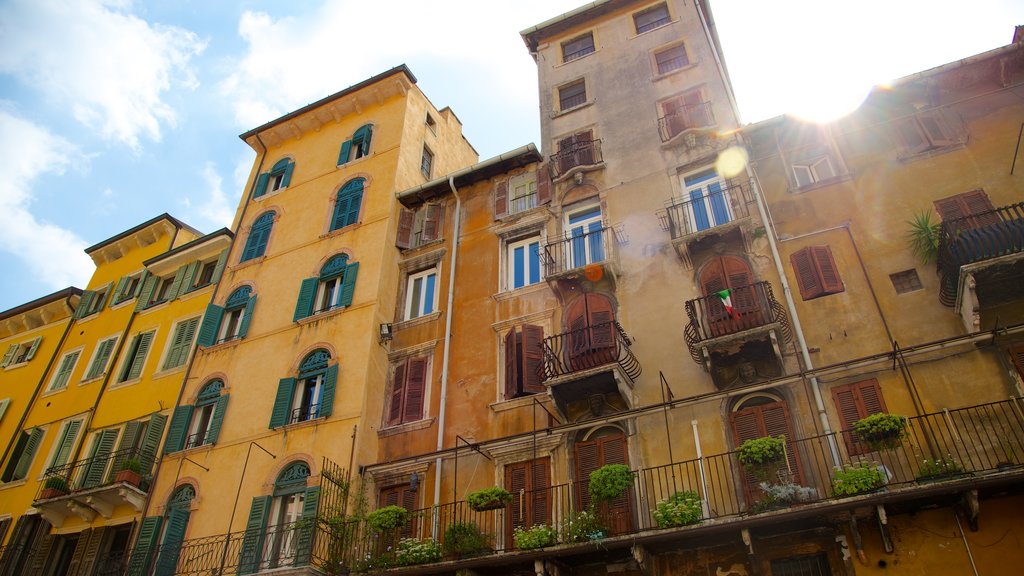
[367,505,409,532]
[588,464,634,505]
[853,413,908,450]
[465,486,513,512]
[905,211,940,264]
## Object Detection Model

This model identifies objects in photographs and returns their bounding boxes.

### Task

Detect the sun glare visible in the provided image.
[786,81,873,123]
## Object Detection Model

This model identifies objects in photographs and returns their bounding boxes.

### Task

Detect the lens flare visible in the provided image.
[716,146,749,178]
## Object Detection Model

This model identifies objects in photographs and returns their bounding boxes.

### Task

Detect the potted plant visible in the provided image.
[40,476,70,499]
[853,413,908,450]
[915,455,964,482]
[115,457,143,487]
[466,486,513,512]
[905,211,940,264]
[441,522,490,559]
[737,435,786,480]
[367,505,409,532]
[652,490,703,528]
[750,482,818,513]
[512,524,558,550]
[831,462,887,497]
[560,509,606,543]
[588,464,634,505]
[393,537,441,566]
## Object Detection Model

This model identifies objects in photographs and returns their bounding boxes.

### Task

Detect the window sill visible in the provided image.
[232,255,267,272]
[322,222,362,240]
[3,361,28,371]
[378,417,435,438]
[787,173,852,195]
[108,377,142,390]
[652,61,699,82]
[552,161,606,184]
[201,337,244,352]
[252,185,288,202]
[552,99,595,119]
[337,153,372,170]
[180,284,215,301]
[277,416,328,432]
[152,365,187,380]
[555,48,598,68]
[489,394,549,413]
[493,282,549,302]
[141,299,170,313]
[896,142,966,164]
[629,17,679,40]
[110,298,136,310]
[0,479,27,491]
[297,306,348,325]
[41,386,67,398]
[79,375,105,386]
[400,238,446,255]
[395,311,442,331]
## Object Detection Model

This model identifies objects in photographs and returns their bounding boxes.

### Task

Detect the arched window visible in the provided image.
[253,158,295,198]
[293,255,359,320]
[574,426,633,535]
[270,350,337,427]
[238,462,319,572]
[164,379,229,453]
[331,178,364,231]
[133,484,197,576]
[241,212,275,262]
[337,124,373,165]
[730,393,804,503]
[197,286,257,346]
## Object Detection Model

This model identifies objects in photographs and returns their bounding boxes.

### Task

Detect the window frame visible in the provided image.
[294,255,360,321]
[561,32,595,63]
[396,203,444,250]
[832,379,889,456]
[330,178,365,232]
[84,336,119,381]
[2,336,41,368]
[405,268,439,321]
[270,350,337,428]
[253,158,294,199]
[338,124,373,166]
[2,427,44,482]
[633,3,671,34]
[44,418,83,474]
[564,204,606,269]
[420,147,434,179]
[654,43,689,75]
[112,273,144,305]
[791,153,838,189]
[503,325,546,400]
[558,79,588,112]
[889,269,923,294]
[386,356,428,427]
[893,109,961,157]
[506,236,543,291]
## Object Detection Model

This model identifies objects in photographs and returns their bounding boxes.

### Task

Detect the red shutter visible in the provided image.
[388,362,407,426]
[833,379,887,456]
[812,246,843,295]
[574,440,601,512]
[723,256,757,313]
[1010,345,1024,380]
[535,165,552,205]
[791,247,823,300]
[396,209,415,249]
[585,294,616,352]
[530,458,552,526]
[494,180,509,219]
[575,130,595,166]
[855,379,886,414]
[504,327,519,400]
[522,325,546,393]
[761,402,803,484]
[421,204,442,242]
[557,136,575,174]
[505,457,551,547]
[403,357,427,423]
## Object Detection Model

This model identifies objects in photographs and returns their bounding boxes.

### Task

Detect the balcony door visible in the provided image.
[575,427,633,535]
[566,293,616,371]
[699,256,760,337]
[566,205,605,269]
[730,395,804,507]
[683,170,731,233]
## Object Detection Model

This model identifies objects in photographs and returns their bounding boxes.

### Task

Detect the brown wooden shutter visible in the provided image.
[535,165,552,205]
[833,379,886,455]
[934,190,997,231]
[530,458,552,526]
[396,209,415,249]
[812,246,843,295]
[557,136,575,174]
[791,247,823,300]
[421,204,442,243]
[761,402,803,484]
[403,357,427,423]
[494,181,509,219]
[506,462,529,532]
[522,325,546,393]
[388,362,406,426]
[723,256,757,312]
[504,328,519,400]
[575,130,595,166]
[1010,345,1024,380]
[574,440,602,512]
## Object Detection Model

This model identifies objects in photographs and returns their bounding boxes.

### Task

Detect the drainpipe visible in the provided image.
[433,175,462,508]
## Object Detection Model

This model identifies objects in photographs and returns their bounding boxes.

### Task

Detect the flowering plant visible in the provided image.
[832,462,886,497]
[561,509,605,543]
[393,538,441,566]
[513,524,558,550]
[916,455,963,480]
[653,490,703,528]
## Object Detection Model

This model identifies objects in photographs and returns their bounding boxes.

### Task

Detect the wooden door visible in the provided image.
[505,457,551,547]
[575,429,633,535]
[730,399,804,507]
[566,294,616,371]
[699,256,759,337]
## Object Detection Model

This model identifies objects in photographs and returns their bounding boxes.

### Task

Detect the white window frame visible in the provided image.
[314,276,344,315]
[507,173,538,215]
[405,268,439,320]
[792,155,837,188]
[291,373,324,424]
[48,349,83,392]
[218,307,245,343]
[564,204,605,269]
[506,236,544,291]
[680,169,733,232]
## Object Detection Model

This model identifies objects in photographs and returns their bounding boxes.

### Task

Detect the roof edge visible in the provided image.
[85,214,199,255]
[0,287,82,322]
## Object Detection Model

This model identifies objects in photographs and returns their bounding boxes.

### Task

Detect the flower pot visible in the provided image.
[469,500,506,512]
[116,469,142,487]
[40,488,68,499]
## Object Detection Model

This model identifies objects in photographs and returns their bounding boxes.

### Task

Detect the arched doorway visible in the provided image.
[152,484,196,576]
[698,256,760,337]
[574,426,633,535]
[730,393,804,506]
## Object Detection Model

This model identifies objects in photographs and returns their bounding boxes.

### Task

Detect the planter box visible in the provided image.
[115,469,142,487]
[40,488,68,499]
[468,500,507,512]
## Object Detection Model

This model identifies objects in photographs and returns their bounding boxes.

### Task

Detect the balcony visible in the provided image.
[936,202,1024,331]
[658,101,715,144]
[549,139,603,181]
[656,180,754,266]
[33,447,150,527]
[539,320,641,419]
[683,281,791,378]
[542,226,619,291]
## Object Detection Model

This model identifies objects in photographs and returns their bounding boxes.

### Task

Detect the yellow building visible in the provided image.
[0,215,227,576]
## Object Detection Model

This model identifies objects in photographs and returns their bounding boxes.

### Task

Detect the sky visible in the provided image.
[0,0,1022,311]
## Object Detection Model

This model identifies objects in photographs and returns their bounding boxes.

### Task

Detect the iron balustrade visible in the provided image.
[683,281,791,363]
[658,101,715,142]
[936,201,1024,306]
[36,447,149,501]
[549,139,603,179]
[289,403,321,425]
[508,190,538,215]
[540,320,641,382]
[184,430,208,450]
[657,180,752,240]
[542,225,611,278]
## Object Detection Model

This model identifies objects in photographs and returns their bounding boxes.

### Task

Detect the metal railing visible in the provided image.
[936,201,1024,306]
[36,447,149,501]
[657,101,715,142]
[549,139,603,179]
[184,431,208,451]
[289,403,321,425]
[542,225,611,277]
[540,320,642,382]
[509,191,538,215]
[683,281,791,363]
[656,181,752,240]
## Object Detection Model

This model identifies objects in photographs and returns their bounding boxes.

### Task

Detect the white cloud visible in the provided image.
[0,0,206,150]
[0,112,94,289]
[188,162,236,230]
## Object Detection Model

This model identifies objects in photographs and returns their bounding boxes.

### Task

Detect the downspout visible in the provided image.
[433,175,462,508]
[0,292,79,471]
[696,0,840,465]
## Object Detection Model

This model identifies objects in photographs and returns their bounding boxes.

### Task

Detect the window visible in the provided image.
[1,336,40,368]
[558,80,587,111]
[405,269,438,320]
[163,318,199,371]
[566,205,605,269]
[654,43,688,75]
[504,325,545,399]
[237,462,318,573]
[893,110,961,156]
[117,330,155,382]
[378,483,418,537]
[934,189,998,230]
[420,147,433,179]
[396,203,443,250]
[634,3,670,33]
[495,170,551,218]
[47,351,80,392]
[85,336,118,380]
[386,357,427,427]
[191,252,226,291]
[790,246,843,300]
[294,254,360,320]
[147,276,175,307]
[330,178,365,231]
[507,236,543,290]
[681,170,732,232]
[565,293,617,367]
[338,124,373,166]
[112,273,144,304]
[554,131,598,175]
[832,379,888,456]
[562,32,595,62]
[253,158,294,198]
[165,379,229,452]
[270,350,337,427]
[770,554,831,576]
[198,286,257,346]
[46,419,82,473]
[1,427,43,482]
[425,113,436,133]
[241,211,275,262]
[660,90,712,141]
[506,458,551,545]
[74,285,110,318]
[890,269,923,294]
[792,153,837,188]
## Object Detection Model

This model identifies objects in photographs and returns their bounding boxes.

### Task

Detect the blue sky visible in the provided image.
[1,0,1022,311]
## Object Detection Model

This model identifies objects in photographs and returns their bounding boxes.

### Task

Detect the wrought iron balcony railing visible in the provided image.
[683,281,791,364]
[540,320,641,382]
[656,180,752,240]
[542,225,611,278]
[657,101,715,142]
[36,447,149,501]
[936,201,1024,306]
[549,139,603,179]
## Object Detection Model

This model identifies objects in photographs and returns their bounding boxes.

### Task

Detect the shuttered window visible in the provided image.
[893,110,960,155]
[294,255,360,321]
[505,457,551,545]
[1010,345,1024,381]
[790,245,844,300]
[396,203,444,250]
[253,158,294,199]
[241,212,275,262]
[933,189,999,231]
[566,293,617,368]
[48,351,80,392]
[2,427,44,481]
[118,331,155,382]
[387,357,427,427]
[504,325,546,399]
[575,430,633,534]
[378,484,418,538]
[85,336,118,380]
[832,379,888,456]
[730,400,804,499]
[163,318,199,371]
[48,419,82,472]
[198,287,256,347]
[270,351,337,428]
[331,178,365,231]
[338,124,373,165]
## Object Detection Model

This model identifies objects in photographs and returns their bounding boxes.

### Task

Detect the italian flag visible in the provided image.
[717,289,741,321]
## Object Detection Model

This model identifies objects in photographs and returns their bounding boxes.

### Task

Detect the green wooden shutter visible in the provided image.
[197,304,224,347]
[75,290,95,318]
[154,507,190,576]
[337,140,353,165]
[112,420,143,474]
[51,420,82,469]
[164,405,194,454]
[338,262,359,307]
[253,172,270,198]
[135,274,159,311]
[180,261,201,295]
[126,516,163,576]
[81,429,119,488]
[64,528,91,576]
[270,378,296,428]
[87,338,116,379]
[24,337,41,362]
[318,365,337,419]
[237,496,271,575]
[126,332,154,380]
[27,534,55,575]
[282,161,295,187]
[164,318,199,370]
[211,249,229,284]
[166,265,189,302]
[293,278,318,321]
[77,526,105,576]
[139,413,167,475]
[51,351,78,390]
[295,487,321,565]
[238,295,257,338]
[207,394,229,445]
[344,186,362,226]
[114,276,130,301]
[12,428,43,480]
[1,344,17,367]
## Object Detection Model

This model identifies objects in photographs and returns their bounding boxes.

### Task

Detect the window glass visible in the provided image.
[634,3,670,33]
[562,33,595,62]
[406,269,437,320]
[559,80,587,111]
[655,44,688,74]
[508,236,543,290]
